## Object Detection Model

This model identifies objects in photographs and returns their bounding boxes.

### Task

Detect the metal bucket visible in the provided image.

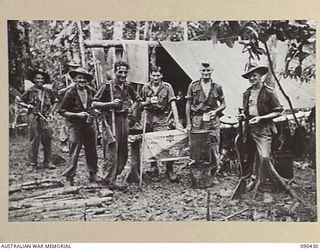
[189,130,211,163]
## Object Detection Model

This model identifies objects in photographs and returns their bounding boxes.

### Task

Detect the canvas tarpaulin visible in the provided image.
[125,41,149,85]
[160,41,249,117]
[143,129,189,162]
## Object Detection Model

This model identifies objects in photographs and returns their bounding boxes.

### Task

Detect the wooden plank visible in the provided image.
[84,39,159,48]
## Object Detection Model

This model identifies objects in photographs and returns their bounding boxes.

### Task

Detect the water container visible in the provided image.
[189,130,211,163]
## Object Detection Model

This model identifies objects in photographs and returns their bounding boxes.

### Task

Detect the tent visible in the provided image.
[158,41,315,116]
[106,40,316,117]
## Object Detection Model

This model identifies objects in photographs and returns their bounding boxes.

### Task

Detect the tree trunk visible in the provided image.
[113,21,123,40]
[182,21,188,41]
[113,21,125,65]
[143,21,150,40]
[76,21,86,68]
[135,21,140,40]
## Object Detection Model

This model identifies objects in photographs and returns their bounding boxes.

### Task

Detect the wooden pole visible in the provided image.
[139,108,148,189]
[206,189,211,221]
[84,39,159,48]
[91,48,100,89]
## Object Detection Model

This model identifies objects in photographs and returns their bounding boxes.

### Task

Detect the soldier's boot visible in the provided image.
[88,172,101,187]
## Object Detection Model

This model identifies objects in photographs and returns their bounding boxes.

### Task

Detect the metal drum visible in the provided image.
[189,130,211,163]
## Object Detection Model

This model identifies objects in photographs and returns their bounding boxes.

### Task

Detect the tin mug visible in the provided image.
[202,113,210,122]
[151,96,158,104]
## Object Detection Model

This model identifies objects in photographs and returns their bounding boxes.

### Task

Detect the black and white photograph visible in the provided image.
[8,19,316,223]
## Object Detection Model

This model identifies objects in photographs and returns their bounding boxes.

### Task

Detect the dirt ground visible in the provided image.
[8,128,317,222]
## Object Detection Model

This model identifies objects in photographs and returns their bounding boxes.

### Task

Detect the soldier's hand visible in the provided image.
[208,110,217,119]
[140,101,151,107]
[185,123,192,131]
[78,111,90,118]
[113,99,121,104]
[249,116,261,124]
[112,99,123,109]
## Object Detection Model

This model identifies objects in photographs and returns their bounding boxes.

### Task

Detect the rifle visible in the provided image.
[17,102,49,123]
[231,107,248,199]
[109,81,118,169]
[36,111,49,123]
[93,56,116,146]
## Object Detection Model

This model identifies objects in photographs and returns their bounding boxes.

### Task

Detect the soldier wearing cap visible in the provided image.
[20,69,55,171]
[239,63,283,189]
[58,67,99,187]
[186,61,226,173]
[53,60,81,153]
[92,61,136,191]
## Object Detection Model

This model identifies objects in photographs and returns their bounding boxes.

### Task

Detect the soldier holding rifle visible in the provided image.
[20,69,55,171]
[92,61,136,191]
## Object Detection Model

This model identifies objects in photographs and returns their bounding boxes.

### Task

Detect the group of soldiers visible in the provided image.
[19,59,283,192]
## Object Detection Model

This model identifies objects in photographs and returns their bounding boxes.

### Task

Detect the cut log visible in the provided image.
[9,197,112,220]
[34,186,81,199]
[86,208,106,215]
[99,189,114,198]
[9,189,50,202]
[10,209,82,221]
[9,186,77,202]
[9,195,82,211]
[9,179,64,194]
[11,179,63,187]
